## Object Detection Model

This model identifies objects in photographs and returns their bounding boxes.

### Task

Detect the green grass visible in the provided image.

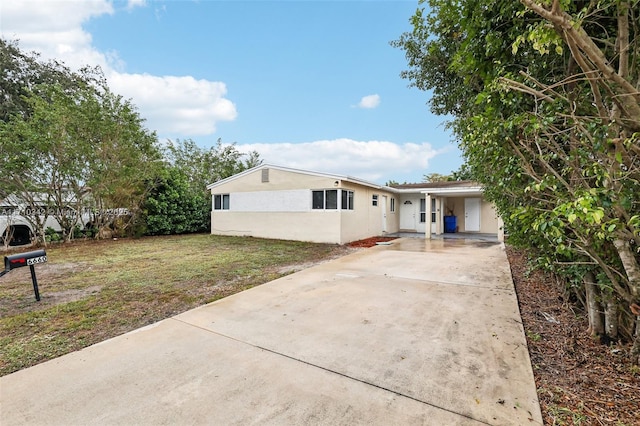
[0,234,347,376]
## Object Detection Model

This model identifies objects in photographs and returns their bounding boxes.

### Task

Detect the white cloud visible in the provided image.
[0,0,114,70]
[236,139,441,183]
[356,94,381,109]
[126,0,146,10]
[109,73,237,135]
[0,0,236,136]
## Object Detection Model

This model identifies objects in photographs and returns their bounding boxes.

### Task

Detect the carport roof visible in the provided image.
[391,180,484,196]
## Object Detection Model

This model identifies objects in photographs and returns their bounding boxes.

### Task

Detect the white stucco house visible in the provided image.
[206,164,503,244]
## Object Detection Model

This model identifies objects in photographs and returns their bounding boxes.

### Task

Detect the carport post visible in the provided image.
[425,193,432,240]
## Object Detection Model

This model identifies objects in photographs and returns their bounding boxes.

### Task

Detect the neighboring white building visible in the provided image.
[0,194,67,246]
[0,193,108,246]
[207,164,503,244]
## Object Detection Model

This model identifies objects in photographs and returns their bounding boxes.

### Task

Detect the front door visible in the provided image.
[464,198,481,232]
[381,196,387,233]
[400,199,416,230]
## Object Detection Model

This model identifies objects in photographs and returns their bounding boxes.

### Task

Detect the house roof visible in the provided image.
[206,163,395,191]
[206,164,484,196]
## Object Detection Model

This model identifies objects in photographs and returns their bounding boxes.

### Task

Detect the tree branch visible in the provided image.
[520,0,640,127]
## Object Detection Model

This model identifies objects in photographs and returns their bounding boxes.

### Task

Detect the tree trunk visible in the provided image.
[584,272,605,336]
[613,238,640,301]
[632,317,640,365]
[605,297,619,340]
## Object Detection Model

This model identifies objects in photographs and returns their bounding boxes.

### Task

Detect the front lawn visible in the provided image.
[0,234,349,376]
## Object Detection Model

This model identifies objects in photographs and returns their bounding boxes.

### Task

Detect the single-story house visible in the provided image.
[206,164,503,244]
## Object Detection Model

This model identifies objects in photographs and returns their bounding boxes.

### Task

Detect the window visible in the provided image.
[390,198,395,213]
[419,198,436,223]
[432,198,437,223]
[372,194,378,206]
[341,190,354,210]
[312,190,338,210]
[326,190,338,209]
[214,194,230,210]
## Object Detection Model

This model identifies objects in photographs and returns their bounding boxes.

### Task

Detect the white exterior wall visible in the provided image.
[211,211,341,244]
[210,167,396,244]
[230,190,310,212]
[480,200,500,234]
[213,168,339,193]
[338,185,398,243]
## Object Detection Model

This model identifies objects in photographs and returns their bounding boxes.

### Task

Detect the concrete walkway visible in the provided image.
[1,238,542,425]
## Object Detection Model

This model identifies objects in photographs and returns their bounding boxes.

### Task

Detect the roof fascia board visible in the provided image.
[420,187,483,194]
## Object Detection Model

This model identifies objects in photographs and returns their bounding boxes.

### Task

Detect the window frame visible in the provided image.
[419,198,436,223]
[312,189,339,210]
[341,190,354,210]
[214,194,230,210]
[372,194,378,207]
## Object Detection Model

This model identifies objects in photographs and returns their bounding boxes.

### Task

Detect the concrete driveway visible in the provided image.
[1,238,542,425]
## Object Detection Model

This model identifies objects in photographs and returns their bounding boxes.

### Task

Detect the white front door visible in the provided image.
[381,196,387,233]
[464,198,481,232]
[400,199,416,230]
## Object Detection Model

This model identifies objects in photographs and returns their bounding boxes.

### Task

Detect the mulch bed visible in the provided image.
[506,245,640,425]
[347,236,398,248]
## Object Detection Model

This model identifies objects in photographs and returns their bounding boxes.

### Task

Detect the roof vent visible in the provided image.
[261,168,269,183]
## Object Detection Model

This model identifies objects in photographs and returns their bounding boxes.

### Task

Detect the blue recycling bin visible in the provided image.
[444,216,457,233]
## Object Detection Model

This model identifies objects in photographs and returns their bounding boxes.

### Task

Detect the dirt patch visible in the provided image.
[45,285,103,304]
[507,245,640,425]
[0,262,98,316]
[347,236,398,248]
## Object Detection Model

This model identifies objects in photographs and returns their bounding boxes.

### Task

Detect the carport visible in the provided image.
[392,181,504,241]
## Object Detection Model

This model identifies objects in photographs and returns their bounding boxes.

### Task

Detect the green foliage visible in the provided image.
[422,172,451,183]
[394,0,640,342]
[0,38,263,241]
[0,39,163,242]
[451,163,475,181]
[143,167,209,235]
[45,227,62,243]
[144,138,262,236]
[165,138,262,191]
[0,38,91,124]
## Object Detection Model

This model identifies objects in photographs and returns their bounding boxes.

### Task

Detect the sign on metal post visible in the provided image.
[1,249,47,301]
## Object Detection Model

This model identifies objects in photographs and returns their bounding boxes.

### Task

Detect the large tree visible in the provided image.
[394,1,640,362]
[1,39,162,242]
[0,38,92,124]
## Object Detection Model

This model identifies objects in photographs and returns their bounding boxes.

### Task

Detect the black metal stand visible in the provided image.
[29,264,41,301]
[3,249,47,301]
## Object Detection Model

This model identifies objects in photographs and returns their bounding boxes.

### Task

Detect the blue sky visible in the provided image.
[1,0,461,184]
